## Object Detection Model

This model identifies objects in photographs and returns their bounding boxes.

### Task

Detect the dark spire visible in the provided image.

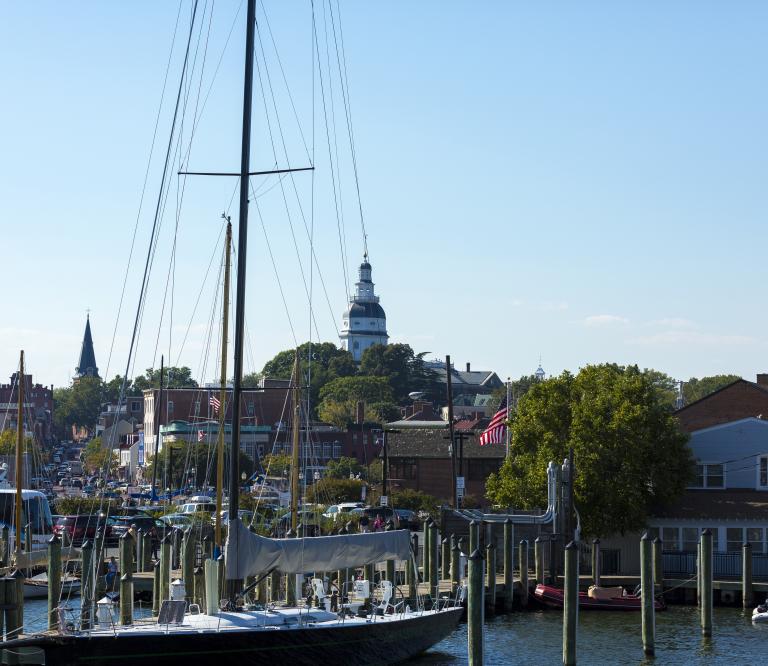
[76,314,99,378]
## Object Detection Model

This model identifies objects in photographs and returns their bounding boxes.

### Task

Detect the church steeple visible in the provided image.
[76,314,99,378]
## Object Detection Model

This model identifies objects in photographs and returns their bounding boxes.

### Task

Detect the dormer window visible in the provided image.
[690,462,724,489]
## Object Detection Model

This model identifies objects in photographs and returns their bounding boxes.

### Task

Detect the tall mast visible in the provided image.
[215,220,232,550]
[150,356,164,499]
[227,0,256,593]
[290,352,300,532]
[15,351,24,557]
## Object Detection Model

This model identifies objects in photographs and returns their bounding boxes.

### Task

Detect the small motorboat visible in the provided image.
[752,602,768,623]
[534,584,666,611]
[24,572,81,599]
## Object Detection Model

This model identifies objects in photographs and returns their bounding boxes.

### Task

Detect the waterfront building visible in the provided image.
[339,255,388,362]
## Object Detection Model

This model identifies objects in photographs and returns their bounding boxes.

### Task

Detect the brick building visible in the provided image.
[0,372,53,444]
[676,375,768,432]
[384,421,504,506]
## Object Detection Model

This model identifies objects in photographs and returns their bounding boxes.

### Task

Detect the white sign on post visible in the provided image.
[380,495,388,507]
[456,476,465,490]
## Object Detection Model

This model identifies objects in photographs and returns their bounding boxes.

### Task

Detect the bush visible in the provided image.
[309,478,365,504]
[55,497,119,516]
[391,488,439,514]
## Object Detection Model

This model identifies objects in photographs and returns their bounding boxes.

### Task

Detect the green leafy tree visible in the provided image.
[390,488,438,513]
[486,364,694,538]
[488,374,544,413]
[318,376,396,427]
[103,374,141,403]
[261,453,292,476]
[325,456,365,479]
[0,430,34,455]
[53,376,103,437]
[309,478,365,504]
[241,372,263,388]
[132,366,198,393]
[359,343,439,404]
[262,342,356,413]
[83,436,117,474]
[683,375,741,405]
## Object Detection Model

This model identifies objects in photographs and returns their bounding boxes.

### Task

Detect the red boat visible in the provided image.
[534,584,666,611]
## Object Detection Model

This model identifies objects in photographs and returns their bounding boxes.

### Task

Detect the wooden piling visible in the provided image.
[563,541,578,666]
[135,528,144,572]
[182,529,196,603]
[535,536,544,584]
[47,534,62,630]
[142,530,153,572]
[6,573,22,640]
[1,526,8,567]
[450,538,461,594]
[152,559,161,616]
[519,539,529,609]
[591,538,600,587]
[467,548,484,665]
[441,537,450,580]
[697,539,701,606]
[469,520,479,556]
[205,557,219,616]
[430,522,439,598]
[408,533,418,601]
[120,533,134,625]
[503,519,513,611]
[700,529,713,637]
[194,565,205,608]
[81,539,94,629]
[423,518,431,582]
[486,542,497,614]
[640,532,655,656]
[160,535,171,603]
[653,536,663,590]
[743,541,754,609]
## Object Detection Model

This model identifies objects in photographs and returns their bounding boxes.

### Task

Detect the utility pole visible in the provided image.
[505,377,511,459]
[445,355,456,508]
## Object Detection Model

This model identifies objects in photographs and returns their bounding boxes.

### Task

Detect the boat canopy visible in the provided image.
[224,519,411,579]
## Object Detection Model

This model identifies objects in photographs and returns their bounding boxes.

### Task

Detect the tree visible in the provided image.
[325,456,365,479]
[103,374,141,403]
[132,366,198,393]
[241,372,263,388]
[390,488,438,513]
[359,343,439,404]
[261,453,292,476]
[317,376,396,427]
[262,342,356,412]
[0,430,34,455]
[683,375,741,405]
[83,437,116,474]
[488,374,545,413]
[485,364,694,538]
[308,478,365,504]
[53,376,103,437]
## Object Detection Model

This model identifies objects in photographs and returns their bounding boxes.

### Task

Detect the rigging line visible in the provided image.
[259,0,311,164]
[321,0,350,278]
[252,48,320,339]
[173,221,226,366]
[250,191,299,347]
[312,8,351,301]
[331,0,368,257]
[103,0,185,385]
[115,0,200,469]
[254,10,338,338]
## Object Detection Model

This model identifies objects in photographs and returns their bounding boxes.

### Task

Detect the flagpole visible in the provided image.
[505,377,511,459]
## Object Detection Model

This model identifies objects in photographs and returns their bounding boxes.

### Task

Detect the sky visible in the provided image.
[1,1,767,391]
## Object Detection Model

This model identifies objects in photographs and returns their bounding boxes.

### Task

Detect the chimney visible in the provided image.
[757,374,768,388]
[466,362,471,372]
[355,400,365,424]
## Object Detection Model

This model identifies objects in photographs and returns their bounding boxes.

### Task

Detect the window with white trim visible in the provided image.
[691,462,724,488]
[760,456,768,488]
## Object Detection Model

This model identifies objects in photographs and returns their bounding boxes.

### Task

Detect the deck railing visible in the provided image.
[662,550,768,580]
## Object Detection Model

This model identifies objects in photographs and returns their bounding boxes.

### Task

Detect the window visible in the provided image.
[682,528,699,552]
[467,459,502,481]
[727,527,743,552]
[748,528,764,553]
[691,463,724,488]
[247,402,254,416]
[662,527,679,550]
[323,443,331,459]
[760,456,768,488]
[392,458,417,480]
[131,400,141,412]
[333,443,341,458]
[167,401,174,413]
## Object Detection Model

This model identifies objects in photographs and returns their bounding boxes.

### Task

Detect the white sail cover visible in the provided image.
[225,519,411,579]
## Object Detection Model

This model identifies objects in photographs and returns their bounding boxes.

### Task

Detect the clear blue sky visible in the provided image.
[1,1,766,390]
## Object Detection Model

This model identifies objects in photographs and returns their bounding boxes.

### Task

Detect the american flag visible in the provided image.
[479,397,508,446]
[198,429,205,442]
[209,394,221,414]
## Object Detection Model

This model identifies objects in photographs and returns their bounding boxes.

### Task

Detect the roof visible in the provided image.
[431,367,503,389]
[346,302,386,320]
[386,427,505,459]
[675,379,759,414]
[386,420,448,429]
[76,315,99,377]
[653,489,768,521]
[454,416,490,431]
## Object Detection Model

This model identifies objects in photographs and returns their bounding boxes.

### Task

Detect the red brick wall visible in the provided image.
[676,381,768,432]
[388,458,496,506]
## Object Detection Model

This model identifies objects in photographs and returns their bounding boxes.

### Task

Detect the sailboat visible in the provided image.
[1,3,462,664]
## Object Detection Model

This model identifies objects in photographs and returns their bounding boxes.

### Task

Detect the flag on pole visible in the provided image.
[198,429,205,442]
[209,394,221,414]
[479,397,508,446]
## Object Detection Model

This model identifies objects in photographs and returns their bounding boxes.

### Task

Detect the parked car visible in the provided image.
[220,509,254,526]
[110,516,170,543]
[394,509,419,531]
[53,514,114,546]
[161,513,215,540]
[323,502,364,521]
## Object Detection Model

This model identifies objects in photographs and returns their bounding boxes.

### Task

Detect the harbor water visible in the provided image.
[412,606,766,665]
[20,600,767,664]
